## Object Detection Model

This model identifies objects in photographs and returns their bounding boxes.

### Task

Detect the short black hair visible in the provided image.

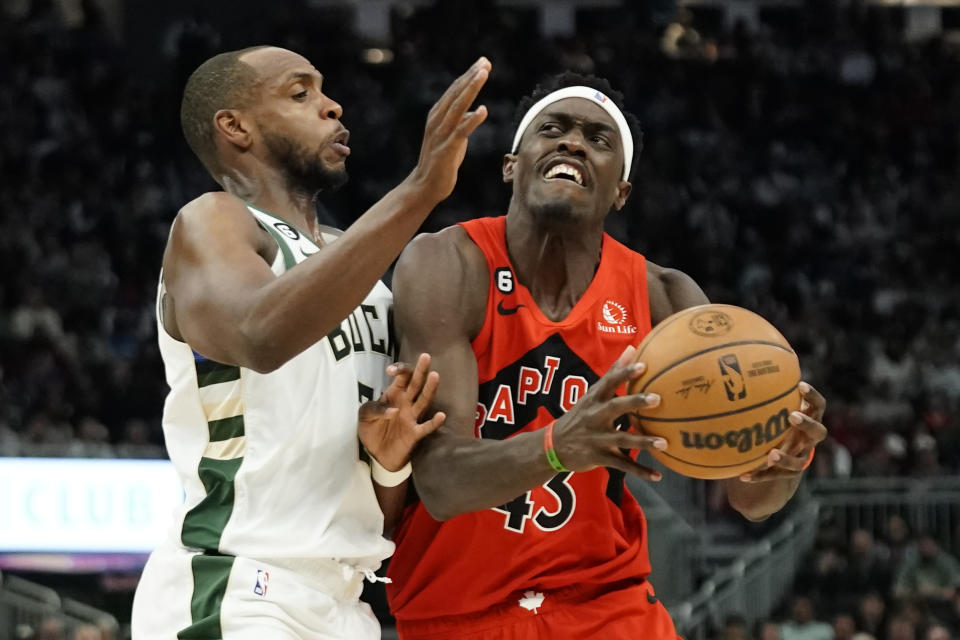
[180,46,268,175]
[512,71,644,182]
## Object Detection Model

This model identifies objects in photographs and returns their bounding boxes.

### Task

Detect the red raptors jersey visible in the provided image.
[388,216,654,623]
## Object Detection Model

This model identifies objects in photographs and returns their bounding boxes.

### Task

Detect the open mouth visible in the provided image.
[330,129,351,156]
[543,161,585,186]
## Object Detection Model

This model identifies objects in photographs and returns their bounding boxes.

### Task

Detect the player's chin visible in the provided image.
[320,165,349,192]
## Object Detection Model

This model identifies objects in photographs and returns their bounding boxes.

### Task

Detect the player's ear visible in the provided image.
[612,180,632,211]
[214,109,254,151]
[502,153,517,184]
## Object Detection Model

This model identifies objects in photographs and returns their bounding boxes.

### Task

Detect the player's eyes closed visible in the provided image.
[292,89,309,101]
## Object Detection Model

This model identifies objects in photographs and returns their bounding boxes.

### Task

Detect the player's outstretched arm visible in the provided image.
[395,228,665,521]
[165,58,491,371]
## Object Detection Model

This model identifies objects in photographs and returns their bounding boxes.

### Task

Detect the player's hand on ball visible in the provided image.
[739,381,826,483]
[552,345,667,481]
[358,353,446,472]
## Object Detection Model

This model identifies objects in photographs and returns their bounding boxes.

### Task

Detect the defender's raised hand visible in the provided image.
[409,57,491,205]
[358,353,447,473]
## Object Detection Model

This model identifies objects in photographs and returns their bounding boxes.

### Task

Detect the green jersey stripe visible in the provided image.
[207,415,245,442]
[176,553,234,639]
[196,365,240,388]
[181,457,243,550]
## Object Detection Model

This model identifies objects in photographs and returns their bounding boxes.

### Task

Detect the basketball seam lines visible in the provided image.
[653,447,775,469]
[637,339,795,393]
[637,381,800,423]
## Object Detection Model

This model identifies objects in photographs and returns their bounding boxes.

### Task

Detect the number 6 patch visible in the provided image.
[495,267,514,293]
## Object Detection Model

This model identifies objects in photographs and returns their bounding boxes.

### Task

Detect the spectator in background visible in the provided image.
[757,620,782,640]
[886,515,915,569]
[833,612,857,640]
[34,617,66,640]
[893,533,960,607]
[911,433,945,477]
[68,625,101,640]
[845,528,894,598]
[857,592,888,640]
[780,595,833,640]
[925,623,951,640]
[720,614,752,640]
[886,614,916,640]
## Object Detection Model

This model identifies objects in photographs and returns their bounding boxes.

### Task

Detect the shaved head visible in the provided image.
[180,45,269,174]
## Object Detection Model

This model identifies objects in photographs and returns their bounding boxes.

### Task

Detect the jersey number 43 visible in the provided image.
[492,472,576,533]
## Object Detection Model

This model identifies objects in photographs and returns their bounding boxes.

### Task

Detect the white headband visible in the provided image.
[510,85,633,181]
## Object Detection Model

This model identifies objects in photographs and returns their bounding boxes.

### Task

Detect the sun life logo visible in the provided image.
[598,300,637,335]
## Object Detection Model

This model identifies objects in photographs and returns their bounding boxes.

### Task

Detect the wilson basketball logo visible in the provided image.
[679,408,791,453]
[598,300,637,335]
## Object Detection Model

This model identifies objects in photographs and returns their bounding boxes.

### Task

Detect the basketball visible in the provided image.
[628,304,802,480]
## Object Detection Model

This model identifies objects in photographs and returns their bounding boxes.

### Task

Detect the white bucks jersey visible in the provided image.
[155,202,395,567]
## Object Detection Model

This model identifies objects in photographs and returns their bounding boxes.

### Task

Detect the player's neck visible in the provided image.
[505,212,603,321]
[222,172,321,241]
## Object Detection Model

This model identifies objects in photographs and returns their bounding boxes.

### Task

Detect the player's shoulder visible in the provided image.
[395,225,489,320]
[174,192,260,235]
[168,192,267,255]
[646,261,709,324]
[400,224,486,280]
[646,261,693,288]
[179,191,251,220]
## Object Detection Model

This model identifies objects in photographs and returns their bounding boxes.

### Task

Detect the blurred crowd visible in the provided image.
[1,1,958,638]
[710,516,960,640]
[1,0,957,471]
[2,0,957,474]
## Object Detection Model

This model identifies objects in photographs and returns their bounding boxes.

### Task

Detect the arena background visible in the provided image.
[1,0,959,638]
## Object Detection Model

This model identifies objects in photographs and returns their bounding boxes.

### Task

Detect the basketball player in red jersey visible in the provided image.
[386,73,828,639]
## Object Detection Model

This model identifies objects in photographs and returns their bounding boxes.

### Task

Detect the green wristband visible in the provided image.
[546,447,570,473]
[543,421,570,473]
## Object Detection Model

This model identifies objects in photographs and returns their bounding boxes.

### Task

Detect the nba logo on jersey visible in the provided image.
[253,569,269,597]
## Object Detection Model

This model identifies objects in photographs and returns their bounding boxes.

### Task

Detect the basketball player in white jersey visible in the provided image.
[130,46,491,639]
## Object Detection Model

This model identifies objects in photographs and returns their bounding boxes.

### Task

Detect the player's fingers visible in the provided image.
[598,451,663,482]
[590,361,646,401]
[613,345,637,369]
[764,447,808,472]
[798,381,826,421]
[441,67,490,133]
[386,361,415,385]
[609,431,668,452]
[599,393,661,420]
[404,353,432,401]
[738,465,803,483]
[453,105,489,138]
[357,400,391,422]
[412,371,440,416]
[788,410,827,445]
[416,411,447,439]
[429,57,491,124]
